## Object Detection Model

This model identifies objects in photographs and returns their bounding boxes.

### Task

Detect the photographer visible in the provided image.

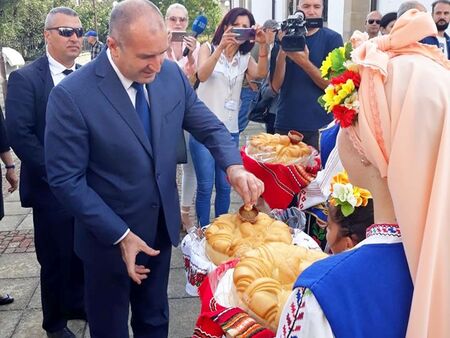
[165,3,199,79]
[192,7,268,228]
[165,3,200,230]
[271,0,343,149]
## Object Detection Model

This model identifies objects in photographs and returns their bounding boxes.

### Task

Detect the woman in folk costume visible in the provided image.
[276,9,450,338]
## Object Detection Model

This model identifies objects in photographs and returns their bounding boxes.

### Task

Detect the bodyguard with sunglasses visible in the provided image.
[5,7,84,338]
[365,10,383,39]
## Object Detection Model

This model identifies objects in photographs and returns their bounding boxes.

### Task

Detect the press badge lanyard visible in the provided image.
[223,52,239,121]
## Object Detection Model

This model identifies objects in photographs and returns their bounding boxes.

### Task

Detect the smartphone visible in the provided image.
[171,31,187,42]
[231,27,256,41]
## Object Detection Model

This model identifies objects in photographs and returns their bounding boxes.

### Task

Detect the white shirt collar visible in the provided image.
[106,48,134,91]
[46,50,76,76]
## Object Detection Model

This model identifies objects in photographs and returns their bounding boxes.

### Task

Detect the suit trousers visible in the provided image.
[33,208,85,332]
[84,221,172,338]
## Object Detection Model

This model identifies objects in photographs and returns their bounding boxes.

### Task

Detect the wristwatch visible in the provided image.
[5,164,15,169]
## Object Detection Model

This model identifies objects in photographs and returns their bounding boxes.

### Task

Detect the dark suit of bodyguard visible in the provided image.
[44,1,264,337]
[5,7,84,338]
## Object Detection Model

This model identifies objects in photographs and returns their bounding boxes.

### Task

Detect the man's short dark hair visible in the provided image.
[432,0,450,14]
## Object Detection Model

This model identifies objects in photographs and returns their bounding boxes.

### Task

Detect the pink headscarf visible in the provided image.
[349,9,450,338]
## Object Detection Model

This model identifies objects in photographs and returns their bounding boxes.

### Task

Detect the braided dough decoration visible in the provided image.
[247,133,312,165]
[233,242,328,332]
[204,212,292,266]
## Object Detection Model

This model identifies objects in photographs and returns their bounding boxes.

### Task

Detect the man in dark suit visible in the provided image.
[5,7,85,338]
[44,1,264,337]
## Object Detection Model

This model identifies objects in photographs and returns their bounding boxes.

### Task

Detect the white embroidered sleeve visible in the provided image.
[276,287,334,338]
[298,146,343,210]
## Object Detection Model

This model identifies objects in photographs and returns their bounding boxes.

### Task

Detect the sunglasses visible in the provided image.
[167,16,187,23]
[367,19,381,25]
[47,26,84,38]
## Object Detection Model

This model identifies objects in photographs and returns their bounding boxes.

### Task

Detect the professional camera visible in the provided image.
[280,11,323,52]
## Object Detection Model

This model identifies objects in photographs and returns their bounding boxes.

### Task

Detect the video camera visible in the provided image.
[279,11,323,52]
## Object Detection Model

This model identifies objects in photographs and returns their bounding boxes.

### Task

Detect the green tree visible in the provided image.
[0,0,76,60]
[0,0,223,61]
[1,0,50,60]
[76,0,116,43]
[156,0,223,38]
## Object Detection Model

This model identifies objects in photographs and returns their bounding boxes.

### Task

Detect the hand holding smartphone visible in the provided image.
[231,27,256,41]
[171,31,188,42]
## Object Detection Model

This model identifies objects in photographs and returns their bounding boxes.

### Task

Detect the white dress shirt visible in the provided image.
[106,48,150,107]
[47,51,76,86]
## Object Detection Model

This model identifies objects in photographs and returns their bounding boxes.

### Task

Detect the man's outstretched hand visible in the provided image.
[119,231,160,284]
[227,165,264,207]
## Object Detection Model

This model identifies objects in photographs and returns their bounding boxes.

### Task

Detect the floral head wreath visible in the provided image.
[329,171,372,217]
[318,42,360,128]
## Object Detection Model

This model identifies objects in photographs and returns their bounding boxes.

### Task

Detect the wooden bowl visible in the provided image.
[288,130,304,144]
[238,205,259,224]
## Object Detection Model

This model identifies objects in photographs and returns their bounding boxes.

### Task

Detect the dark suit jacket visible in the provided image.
[5,56,61,209]
[44,50,241,268]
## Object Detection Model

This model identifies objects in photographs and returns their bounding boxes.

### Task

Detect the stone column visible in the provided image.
[342,0,371,40]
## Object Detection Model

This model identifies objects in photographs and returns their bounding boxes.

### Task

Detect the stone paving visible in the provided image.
[0,122,264,338]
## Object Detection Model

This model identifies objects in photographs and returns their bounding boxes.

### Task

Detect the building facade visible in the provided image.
[229,0,444,40]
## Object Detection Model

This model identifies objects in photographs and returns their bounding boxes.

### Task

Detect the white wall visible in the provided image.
[228,0,287,26]
[275,0,289,22]
[377,0,432,13]
[327,0,345,35]
[251,0,274,24]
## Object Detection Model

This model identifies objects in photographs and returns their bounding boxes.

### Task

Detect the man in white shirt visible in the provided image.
[432,0,450,58]
[5,7,85,338]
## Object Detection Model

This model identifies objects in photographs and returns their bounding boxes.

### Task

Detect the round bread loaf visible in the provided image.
[247,133,312,165]
[204,212,292,266]
[233,242,328,332]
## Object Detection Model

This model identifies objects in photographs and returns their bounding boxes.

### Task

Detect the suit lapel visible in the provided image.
[37,56,54,102]
[95,53,153,158]
[146,82,162,161]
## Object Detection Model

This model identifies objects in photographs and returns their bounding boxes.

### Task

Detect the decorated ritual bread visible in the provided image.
[204,211,293,266]
[246,132,312,165]
[233,242,328,332]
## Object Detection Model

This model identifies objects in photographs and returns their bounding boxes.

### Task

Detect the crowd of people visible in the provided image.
[0,0,449,337]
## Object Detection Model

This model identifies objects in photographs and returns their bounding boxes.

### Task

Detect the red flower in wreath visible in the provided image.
[332,105,357,128]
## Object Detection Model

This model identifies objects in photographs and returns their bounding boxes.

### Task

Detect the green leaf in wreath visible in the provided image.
[341,203,355,217]
[318,95,326,106]
[331,49,346,75]
[344,42,353,60]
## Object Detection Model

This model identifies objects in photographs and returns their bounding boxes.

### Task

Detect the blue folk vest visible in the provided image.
[294,243,413,338]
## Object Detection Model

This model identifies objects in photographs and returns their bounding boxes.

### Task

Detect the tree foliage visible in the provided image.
[155,0,223,37]
[0,0,223,61]
[0,0,74,60]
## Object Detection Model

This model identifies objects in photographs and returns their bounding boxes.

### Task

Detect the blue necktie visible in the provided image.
[131,82,152,140]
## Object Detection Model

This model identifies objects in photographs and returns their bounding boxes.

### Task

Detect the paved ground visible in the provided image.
[0,122,264,338]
